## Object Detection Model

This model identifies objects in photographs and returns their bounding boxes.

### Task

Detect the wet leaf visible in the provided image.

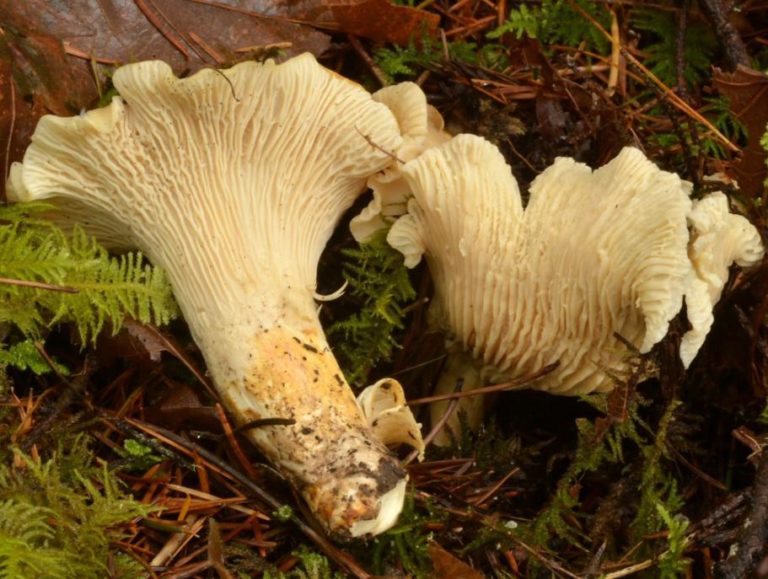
[124,319,217,399]
[428,541,484,579]
[713,66,768,199]
[1,0,329,71]
[327,0,439,46]
[144,379,220,435]
[0,27,92,195]
[125,319,179,363]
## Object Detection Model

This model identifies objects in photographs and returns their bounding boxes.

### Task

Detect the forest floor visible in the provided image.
[2,0,768,577]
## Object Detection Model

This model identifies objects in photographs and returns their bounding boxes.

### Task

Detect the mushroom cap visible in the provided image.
[8,54,413,537]
[387,135,761,395]
[8,55,403,331]
[357,377,425,461]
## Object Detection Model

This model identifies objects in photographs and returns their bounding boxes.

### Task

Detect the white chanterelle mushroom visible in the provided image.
[6,54,425,538]
[377,135,764,443]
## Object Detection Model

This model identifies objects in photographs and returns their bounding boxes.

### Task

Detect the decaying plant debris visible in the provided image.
[2,0,768,577]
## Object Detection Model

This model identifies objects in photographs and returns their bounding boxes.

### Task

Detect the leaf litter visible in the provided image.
[2,0,768,576]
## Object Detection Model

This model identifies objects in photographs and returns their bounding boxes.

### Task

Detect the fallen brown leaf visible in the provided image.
[326,0,439,46]
[144,378,220,433]
[0,26,95,195]
[428,541,484,579]
[1,0,330,70]
[713,65,768,199]
[124,319,217,400]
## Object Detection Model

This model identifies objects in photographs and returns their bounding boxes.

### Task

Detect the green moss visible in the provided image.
[360,491,440,578]
[327,231,416,384]
[373,37,509,84]
[655,500,691,578]
[0,435,155,578]
[0,339,69,376]
[263,546,345,579]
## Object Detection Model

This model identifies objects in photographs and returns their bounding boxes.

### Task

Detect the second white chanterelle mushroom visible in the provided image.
[376,134,764,443]
[6,54,425,538]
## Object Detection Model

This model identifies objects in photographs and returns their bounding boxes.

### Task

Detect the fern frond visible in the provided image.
[489,0,611,54]
[373,42,439,83]
[632,9,717,87]
[0,501,56,544]
[524,389,658,551]
[0,204,177,343]
[0,339,68,375]
[629,399,683,541]
[656,501,691,578]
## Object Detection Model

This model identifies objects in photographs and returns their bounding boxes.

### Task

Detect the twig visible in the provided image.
[124,320,218,402]
[186,0,340,32]
[134,0,190,59]
[407,363,558,406]
[207,519,235,579]
[2,28,15,191]
[716,448,768,578]
[0,276,79,293]
[468,467,520,507]
[62,43,122,65]
[602,557,657,578]
[188,32,225,65]
[674,0,690,99]
[671,0,704,184]
[404,393,460,465]
[500,529,583,579]
[234,417,296,432]
[389,353,447,377]
[699,0,750,70]
[606,9,620,96]
[18,349,90,451]
[150,514,203,568]
[348,34,388,88]
[213,403,262,482]
[669,446,728,491]
[355,127,404,163]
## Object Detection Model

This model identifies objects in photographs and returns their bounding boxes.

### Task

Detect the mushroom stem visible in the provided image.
[429,350,484,446]
[210,315,406,537]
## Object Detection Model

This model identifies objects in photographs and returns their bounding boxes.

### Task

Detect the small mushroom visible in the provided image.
[357,378,425,462]
[350,82,450,242]
[7,54,422,538]
[380,135,763,441]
